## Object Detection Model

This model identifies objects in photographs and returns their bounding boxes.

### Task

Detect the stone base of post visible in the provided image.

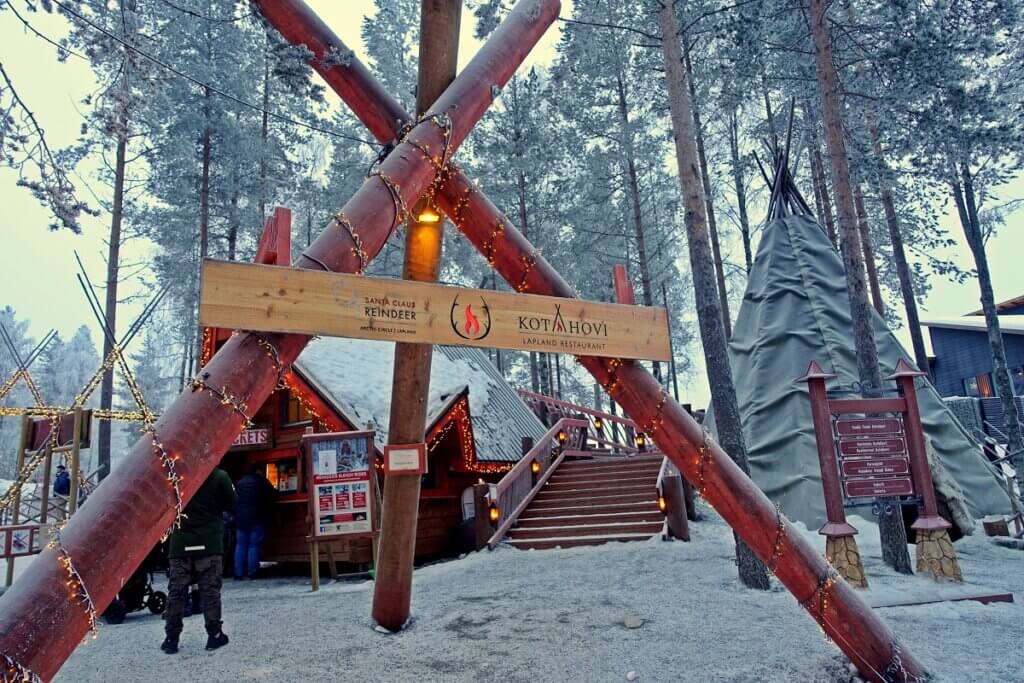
[915,529,963,582]
[825,535,869,589]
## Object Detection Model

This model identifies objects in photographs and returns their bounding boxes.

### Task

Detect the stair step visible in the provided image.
[557,456,663,472]
[507,533,655,550]
[535,483,653,499]
[528,491,658,509]
[516,510,664,528]
[546,473,657,488]
[508,521,664,540]
[520,501,661,518]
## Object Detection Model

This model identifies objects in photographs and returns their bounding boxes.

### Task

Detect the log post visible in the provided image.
[253,3,928,679]
[372,0,463,633]
[662,473,689,542]
[5,415,30,587]
[0,3,559,675]
[68,408,83,516]
[799,362,867,588]
[888,360,962,582]
[472,483,492,550]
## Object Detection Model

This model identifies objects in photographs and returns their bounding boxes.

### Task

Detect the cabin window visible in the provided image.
[283,392,313,425]
[460,487,475,521]
[266,459,299,493]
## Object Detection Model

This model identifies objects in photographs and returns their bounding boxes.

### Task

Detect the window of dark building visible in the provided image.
[964,372,995,398]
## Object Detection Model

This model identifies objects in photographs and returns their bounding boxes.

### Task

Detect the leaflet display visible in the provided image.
[304,431,376,540]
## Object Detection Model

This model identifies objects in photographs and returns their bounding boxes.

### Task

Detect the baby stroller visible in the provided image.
[103,542,168,624]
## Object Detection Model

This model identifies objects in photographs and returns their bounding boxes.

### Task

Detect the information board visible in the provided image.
[303,431,376,540]
[832,417,915,502]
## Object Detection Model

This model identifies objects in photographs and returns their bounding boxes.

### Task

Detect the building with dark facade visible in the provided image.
[923,295,1024,399]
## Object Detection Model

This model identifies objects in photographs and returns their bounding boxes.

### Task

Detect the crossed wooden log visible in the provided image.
[0,1,925,681]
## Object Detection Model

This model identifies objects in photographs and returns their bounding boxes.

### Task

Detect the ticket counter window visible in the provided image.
[266,460,299,493]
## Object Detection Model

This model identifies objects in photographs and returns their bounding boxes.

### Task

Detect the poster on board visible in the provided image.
[303,431,376,541]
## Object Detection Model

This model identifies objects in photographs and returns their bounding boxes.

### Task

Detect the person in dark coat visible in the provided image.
[52,465,70,496]
[232,463,277,580]
[161,467,236,655]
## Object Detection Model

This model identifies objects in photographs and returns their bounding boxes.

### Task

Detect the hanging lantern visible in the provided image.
[488,502,500,524]
[658,495,668,514]
[635,433,647,450]
[416,206,441,223]
[593,416,603,432]
[557,429,567,445]
[531,460,541,475]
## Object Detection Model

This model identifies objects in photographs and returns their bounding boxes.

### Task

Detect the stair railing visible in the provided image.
[485,417,589,549]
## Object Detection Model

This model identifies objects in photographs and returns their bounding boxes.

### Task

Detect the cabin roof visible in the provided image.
[921,315,1024,336]
[293,338,545,462]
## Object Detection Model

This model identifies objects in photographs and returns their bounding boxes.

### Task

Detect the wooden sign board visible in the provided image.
[844,477,914,499]
[834,417,902,437]
[383,443,427,476]
[837,437,906,458]
[199,260,671,361]
[840,457,910,479]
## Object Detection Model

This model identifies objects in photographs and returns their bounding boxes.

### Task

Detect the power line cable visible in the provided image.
[47,0,376,148]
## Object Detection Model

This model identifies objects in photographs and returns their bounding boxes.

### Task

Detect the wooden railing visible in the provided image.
[517,389,642,453]
[485,417,589,548]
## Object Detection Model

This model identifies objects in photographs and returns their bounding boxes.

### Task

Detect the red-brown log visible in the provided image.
[252,4,926,679]
[0,2,558,679]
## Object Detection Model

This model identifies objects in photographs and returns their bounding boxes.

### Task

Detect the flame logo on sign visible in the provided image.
[450,295,491,341]
[464,305,481,335]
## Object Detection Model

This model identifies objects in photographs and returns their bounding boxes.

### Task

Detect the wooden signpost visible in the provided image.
[198,260,671,362]
[801,359,963,585]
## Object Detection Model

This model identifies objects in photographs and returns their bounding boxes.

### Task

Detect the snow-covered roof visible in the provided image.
[294,338,546,462]
[921,315,1024,335]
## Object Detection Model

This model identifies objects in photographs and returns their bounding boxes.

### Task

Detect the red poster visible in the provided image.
[844,477,914,499]
[835,418,902,437]
[841,457,910,478]
[335,490,350,510]
[838,438,906,457]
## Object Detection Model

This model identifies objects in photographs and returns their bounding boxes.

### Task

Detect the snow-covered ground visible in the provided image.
[53,511,1022,682]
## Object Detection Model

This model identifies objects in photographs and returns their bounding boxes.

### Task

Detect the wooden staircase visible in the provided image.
[505,455,664,550]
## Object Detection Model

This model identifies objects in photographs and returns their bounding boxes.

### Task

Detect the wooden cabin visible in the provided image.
[203,332,547,569]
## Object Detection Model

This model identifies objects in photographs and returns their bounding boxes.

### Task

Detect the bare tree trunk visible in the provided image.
[530,351,540,392]
[808,0,911,574]
[258,48,271,222]
[227,189,240,261]
[614,71,662,381]
[727,109,753,274]
[807,115,837,247]
[951,165,1024,487]
[853,184,885,318]
[867,118,930,377]
[685,44,731,334]
[658,1,769,590]
[195,121,211,365]
[98,121,127,481]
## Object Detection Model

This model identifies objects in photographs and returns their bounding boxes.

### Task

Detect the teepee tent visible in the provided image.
[706,154,1012,534]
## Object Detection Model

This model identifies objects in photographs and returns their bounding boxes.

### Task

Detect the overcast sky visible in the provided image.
[0,3,1020,409]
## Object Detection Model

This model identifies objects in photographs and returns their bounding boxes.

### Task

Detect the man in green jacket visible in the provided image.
[161,467,236,655]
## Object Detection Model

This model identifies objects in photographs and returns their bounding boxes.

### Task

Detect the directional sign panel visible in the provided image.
[844,477,914,499]
[835,418,902,437]
[838,437,906,458]
[199,260,671,361]
[841,457,910,479]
